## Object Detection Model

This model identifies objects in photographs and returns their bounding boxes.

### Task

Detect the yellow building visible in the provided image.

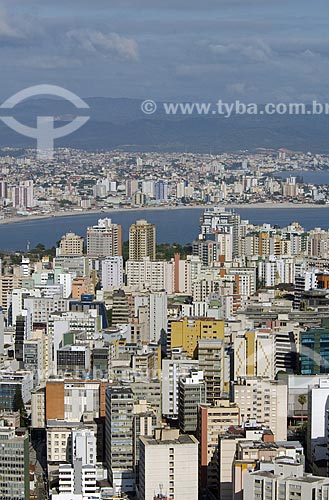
[259,232,271,256]
[170,317,225,357]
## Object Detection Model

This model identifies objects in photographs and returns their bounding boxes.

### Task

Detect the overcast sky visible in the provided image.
[0,0,328,102]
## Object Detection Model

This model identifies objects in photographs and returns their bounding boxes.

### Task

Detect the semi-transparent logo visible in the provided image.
[0,84,90,159]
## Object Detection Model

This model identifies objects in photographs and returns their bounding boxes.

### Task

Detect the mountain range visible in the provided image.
[0,97,328,153]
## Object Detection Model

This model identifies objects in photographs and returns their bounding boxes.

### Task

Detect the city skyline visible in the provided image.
[0,1,328,499]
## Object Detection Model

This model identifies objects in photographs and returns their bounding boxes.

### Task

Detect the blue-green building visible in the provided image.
[301,321,329,375]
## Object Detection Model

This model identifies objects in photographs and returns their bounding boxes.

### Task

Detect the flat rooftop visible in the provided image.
[141,434,198,446]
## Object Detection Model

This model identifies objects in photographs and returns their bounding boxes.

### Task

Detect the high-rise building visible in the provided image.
[176,181,185,199]
[199,207,241,258]
[141,180,154,197]
[0,371,33,412]
[126,257,174,294]
[198,399,240,492]
[244,458,329,500]
[138,428,198,500]
[87,218,122,257]
[131,291,167,344]
[0,426,30,500]
[111,289,130,325]
[131,380,162,421]
[45,379,107,421]
[20,257,30,277]
[192,239,220,266]
[162,358,199,418]
[306,378,329,474]
[0,275,22,310]
[126,179,139,198]
[175,255,202,294]
[149,291,167,343]
[101,256,124,291]
[133,191,147,206]
[15,314,29,362]
[0,307,4,355]
[197,339,226,403]
[31,386,45,428]
[132,401,158,476]
[24,336,44,386]
[105,385,135,494]
[233,377,288,441]
[0,179,8,200]
[129,219,156,261]
[58,232,84,256]
[12,180,34,208]
[56,345,90,379]
[71,277,95,299]
[301,321,329,375]
[170,317,225,358]
[155,180,168,201]
[233,329,276,380]
[230,436,304,500]
[178,370,206,433]
[57,427,99,498]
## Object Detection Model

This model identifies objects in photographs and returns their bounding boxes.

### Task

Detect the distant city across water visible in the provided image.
[276,170,329,184]
[0,206,328,252]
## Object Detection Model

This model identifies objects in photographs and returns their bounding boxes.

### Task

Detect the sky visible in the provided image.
[0,0,328,103]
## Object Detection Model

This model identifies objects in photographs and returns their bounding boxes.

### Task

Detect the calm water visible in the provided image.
[0,207,328,251]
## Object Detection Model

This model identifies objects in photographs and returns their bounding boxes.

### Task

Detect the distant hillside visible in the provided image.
[0,97,328,153]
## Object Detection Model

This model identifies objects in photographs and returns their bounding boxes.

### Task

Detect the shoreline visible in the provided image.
[0,202,328,226]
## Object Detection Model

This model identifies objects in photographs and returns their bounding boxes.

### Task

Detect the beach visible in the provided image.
[0,202,327,226]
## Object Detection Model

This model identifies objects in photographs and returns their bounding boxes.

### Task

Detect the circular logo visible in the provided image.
[141,99,157,115]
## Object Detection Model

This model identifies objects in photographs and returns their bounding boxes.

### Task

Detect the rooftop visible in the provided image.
[141,433,198,447]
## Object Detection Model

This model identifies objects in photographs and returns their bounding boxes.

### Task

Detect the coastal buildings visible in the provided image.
[87,218,122,257]
[0,196,328,498]
[129,219,156,261]
[58,232,84,256]
[12,180,34,209]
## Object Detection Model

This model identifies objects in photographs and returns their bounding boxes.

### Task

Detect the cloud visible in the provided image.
[0,8,23,39]
[66,29,139,61]
[0,0,327,103]
[226,82,248,96]
[208,39,273,63]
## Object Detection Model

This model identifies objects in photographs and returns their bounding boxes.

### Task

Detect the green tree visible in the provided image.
[298,394,307,417]
[122,241,129,261]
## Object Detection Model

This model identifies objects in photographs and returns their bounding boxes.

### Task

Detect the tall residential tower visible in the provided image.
[129,219,156,261]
